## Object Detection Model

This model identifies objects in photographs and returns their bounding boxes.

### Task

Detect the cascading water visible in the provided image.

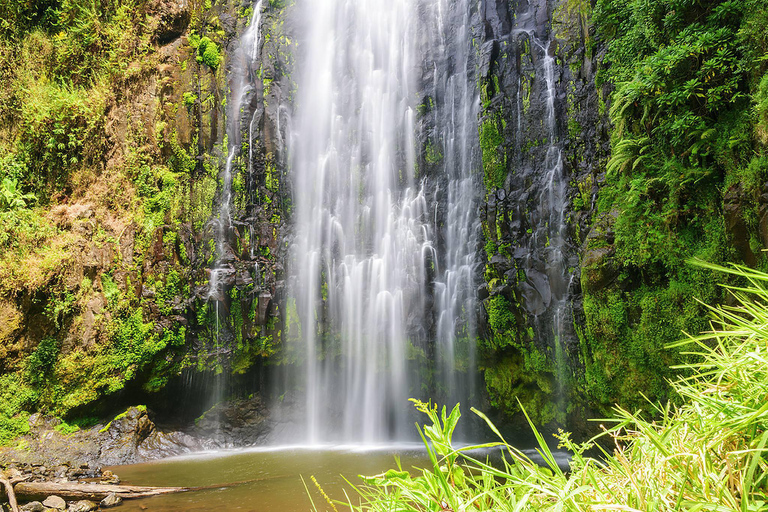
[537,40,571,406]
[504,3,574,416]
[203,1,265,421]
[427,0,481,415]
[283,0,480,443]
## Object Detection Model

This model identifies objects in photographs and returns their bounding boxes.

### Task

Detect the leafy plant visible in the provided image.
[0,178,35,210]
[190,34,221,70]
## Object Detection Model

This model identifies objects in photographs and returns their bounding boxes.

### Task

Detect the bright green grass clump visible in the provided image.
[312,261,768,511]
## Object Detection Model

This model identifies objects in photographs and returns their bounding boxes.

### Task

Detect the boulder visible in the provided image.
[41,496,66,510]
[20,502,45,512]
[99,493,122,508]
[66,501,97,512]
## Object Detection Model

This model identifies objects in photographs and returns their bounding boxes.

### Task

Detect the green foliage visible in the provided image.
[344,268,768,509]
[0,374,35,445]
[0,0,60,39]
[182,91,198,107]
[17,74,106,196]
[580,0,768,413]
[190,34,221,69]
[25,337,60,385]
[0,178,36,211]
[53,420,80,435]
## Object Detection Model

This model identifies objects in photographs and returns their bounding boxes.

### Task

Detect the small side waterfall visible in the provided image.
[204,2,265,417]
[428,0,481,416]
[282,0,480,444]
[538,38,570,408]
[499,2,575,419]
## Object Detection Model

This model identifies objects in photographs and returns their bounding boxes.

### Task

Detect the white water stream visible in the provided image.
[285,0,480,443]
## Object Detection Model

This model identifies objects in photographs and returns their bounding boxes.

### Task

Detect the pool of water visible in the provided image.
[109,443,571,511]
[108,444,431,511]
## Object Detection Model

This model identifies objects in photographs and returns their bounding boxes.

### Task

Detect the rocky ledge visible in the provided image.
[0,407,202,469]
[0,397,272,470]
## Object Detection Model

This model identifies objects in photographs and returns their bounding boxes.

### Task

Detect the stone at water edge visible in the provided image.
[100,493,122,508]
[100,470,120,485]
[20,502,45,512]
[67,501,98,512]
[41,496,66,510]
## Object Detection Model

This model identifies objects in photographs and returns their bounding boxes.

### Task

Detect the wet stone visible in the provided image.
[67,501,98,512]
[100,493,122,508]
[42,496,66,511]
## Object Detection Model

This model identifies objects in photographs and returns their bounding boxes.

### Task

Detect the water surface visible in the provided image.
[110,445,430,511]
[110,444,570,511]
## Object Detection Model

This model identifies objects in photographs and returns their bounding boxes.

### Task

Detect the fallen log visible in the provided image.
[13,482,190,502]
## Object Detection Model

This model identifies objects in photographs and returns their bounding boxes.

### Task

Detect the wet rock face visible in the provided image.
[477,0,577,337]
[473,0,611,427]
[149,0,191,44]
[192,396,271,447]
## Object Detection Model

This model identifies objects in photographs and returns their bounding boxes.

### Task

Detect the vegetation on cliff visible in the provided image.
[577,0,768,412]
[0,0,235,443]
[477,0,768,427]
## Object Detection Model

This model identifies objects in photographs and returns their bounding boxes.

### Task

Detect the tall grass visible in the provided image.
[334,261,768,511]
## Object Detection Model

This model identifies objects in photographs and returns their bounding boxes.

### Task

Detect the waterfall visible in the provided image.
[283,0,480,444]
[429,0,481,417]
[203,2,265,422]
[505,3,574,418]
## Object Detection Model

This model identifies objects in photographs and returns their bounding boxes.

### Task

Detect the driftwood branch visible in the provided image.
[12,475,282,503]
[13,482,190,502]
[6,473,285,505]
[0,475,20,512]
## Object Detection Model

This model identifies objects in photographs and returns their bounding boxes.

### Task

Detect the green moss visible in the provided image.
[190,35,222,70]
[485,295,517,349]
[0,374,34,445]
[484,355,562,425]
[479,115,506,190]
[53,420,80,436]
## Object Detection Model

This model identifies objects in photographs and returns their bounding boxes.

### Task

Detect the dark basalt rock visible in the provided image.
[149,0,191,45]
[192,396,271,447]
